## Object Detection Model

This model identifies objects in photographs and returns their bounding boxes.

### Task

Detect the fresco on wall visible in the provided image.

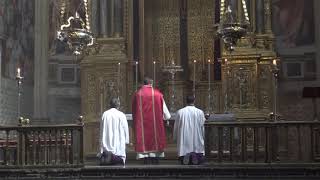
[0,0,34,81]
[272,0,315,48]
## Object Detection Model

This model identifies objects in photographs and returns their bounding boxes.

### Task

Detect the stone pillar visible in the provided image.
[256,0,264,33]
[34,0,49,122]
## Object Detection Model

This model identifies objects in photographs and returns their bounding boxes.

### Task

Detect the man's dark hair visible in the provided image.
[143,77,153,85]
[110,97,120,109]
[186,95,195,104]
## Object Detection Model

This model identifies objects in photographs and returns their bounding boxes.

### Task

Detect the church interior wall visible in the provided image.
[272,0,320,121]
[0,0,319,124]
[0,0,34,125]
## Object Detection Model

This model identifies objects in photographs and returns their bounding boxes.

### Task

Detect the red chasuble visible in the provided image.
[132,85,166,153]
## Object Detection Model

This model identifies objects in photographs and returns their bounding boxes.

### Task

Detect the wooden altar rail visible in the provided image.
[0,124,84,168]
[205,121,320,164]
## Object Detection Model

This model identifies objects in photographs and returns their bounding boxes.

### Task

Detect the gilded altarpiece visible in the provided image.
[145,0,222,112]
[187,0,222,113]
[221,55,274,119]
[144,0,183,111]
[81,38,131,155]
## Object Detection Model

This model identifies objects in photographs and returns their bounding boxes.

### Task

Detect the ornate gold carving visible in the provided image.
[188,0,214,81]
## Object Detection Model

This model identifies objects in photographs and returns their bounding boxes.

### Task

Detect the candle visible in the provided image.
[17,68,21,78]
[153,61,156,87]
[135,61,138,91]
[118,62,121,96]
[163,40,165,65]
[208,59,211,85]
[273,59,277,66]
[193,60,196,97]
[208,59,211,113]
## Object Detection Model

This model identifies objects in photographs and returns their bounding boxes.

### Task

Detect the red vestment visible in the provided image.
[132,85,166,153]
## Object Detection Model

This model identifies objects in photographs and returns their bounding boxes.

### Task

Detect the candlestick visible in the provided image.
[208,59,211,114]
[117,62,121,98]
[208,59,211,89]
[153,61,156,87]
[16,67,24,119]
[193,60,196,97]
[163,40,165,65]
[135,61,138,91]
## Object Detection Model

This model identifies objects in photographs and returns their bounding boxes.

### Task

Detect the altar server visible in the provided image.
[174,95,206,165]
[99,97,129,165]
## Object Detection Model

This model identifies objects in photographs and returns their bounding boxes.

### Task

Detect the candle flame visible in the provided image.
[273,59,277,66]
[208,59,211,63]
[17,68,21,77]
[153,61,156,64]
[225,58,228,62]
[194,60,197,63]
[135,61,138,65]
[118,62,121,65]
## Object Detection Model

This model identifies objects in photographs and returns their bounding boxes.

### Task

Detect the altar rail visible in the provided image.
[205,121,320,164]
[0,124,84,168]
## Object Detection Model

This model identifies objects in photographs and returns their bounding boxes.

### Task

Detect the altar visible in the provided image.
[78,0,278,159]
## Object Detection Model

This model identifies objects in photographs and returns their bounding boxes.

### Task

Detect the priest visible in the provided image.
[132,77,171,164]
[173,95,206,165]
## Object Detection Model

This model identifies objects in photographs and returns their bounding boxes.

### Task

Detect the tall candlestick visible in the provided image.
[135,61,138,91]
[201,37,204,70]
[153,61,156,87]
[208,59,211,114]
[163,40,165,65]
[16,67,23,119]
[193,60,196,97]
[117,62,121,97]
[208,59,211,89]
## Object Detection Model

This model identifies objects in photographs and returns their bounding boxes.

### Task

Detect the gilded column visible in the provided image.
[34,0,49,122]
[264,0,272,34]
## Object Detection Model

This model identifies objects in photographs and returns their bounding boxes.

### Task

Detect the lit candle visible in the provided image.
[208,59,211,86]
[118,62,121,96]
[17,68,21,78]
[193,60,196,97]
[153,61,156,87]
[135,61,138,91]
[208,59,211,113]
[273,59,277,66]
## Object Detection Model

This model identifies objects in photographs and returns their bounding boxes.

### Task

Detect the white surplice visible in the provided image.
[173,105,206,157]
[99,108,129,162]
